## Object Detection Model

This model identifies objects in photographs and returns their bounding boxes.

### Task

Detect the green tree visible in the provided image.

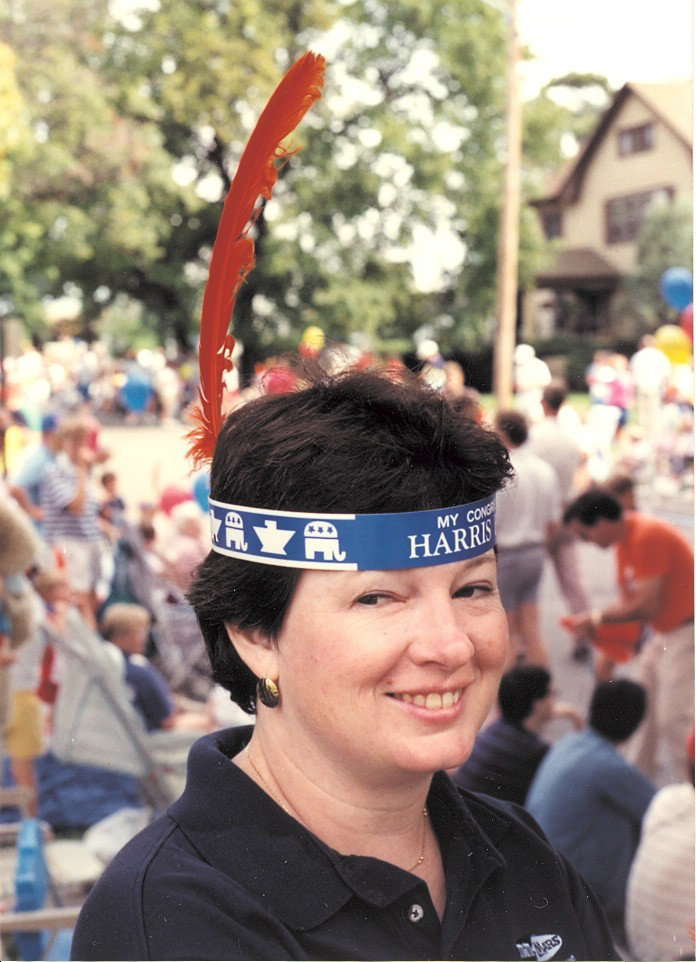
[2,0,206,342]
[4,0,571,374]
[616,197,693,330]
[523,72,612,191]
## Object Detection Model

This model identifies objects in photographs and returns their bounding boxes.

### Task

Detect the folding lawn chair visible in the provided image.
[48,607,199,812]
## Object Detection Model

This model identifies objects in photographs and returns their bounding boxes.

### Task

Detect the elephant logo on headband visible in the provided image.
[224,511,249,551]
[304,521,346,562]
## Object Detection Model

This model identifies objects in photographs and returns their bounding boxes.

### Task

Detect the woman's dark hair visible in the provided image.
[188,367,513,712]
[497,666,551,723]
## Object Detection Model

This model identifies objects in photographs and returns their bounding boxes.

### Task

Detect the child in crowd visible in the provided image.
[100,603,210,732]
[100,603,174,732]
[99,470,127,530]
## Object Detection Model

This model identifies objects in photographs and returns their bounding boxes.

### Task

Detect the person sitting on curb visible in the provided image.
[100,603,210,733]
[526,680,656,948]
[453,665,582,805]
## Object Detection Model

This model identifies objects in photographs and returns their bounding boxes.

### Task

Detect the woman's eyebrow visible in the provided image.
[458,552,496,573]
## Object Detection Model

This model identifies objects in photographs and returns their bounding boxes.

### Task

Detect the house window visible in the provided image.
[541,208,563,239]
[605,187,673,244]
[617,123,655,156]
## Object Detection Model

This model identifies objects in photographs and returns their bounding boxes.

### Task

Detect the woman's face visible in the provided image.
[268,550,509,782]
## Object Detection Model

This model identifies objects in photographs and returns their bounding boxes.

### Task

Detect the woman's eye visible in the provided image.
[355,592,390,606]
[454,584,493,599]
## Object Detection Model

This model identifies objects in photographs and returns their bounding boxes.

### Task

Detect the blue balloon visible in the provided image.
[192,470,211,514]
[660,267,693,311]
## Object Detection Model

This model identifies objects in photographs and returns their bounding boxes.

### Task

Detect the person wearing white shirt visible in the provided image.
[529,382,590,659]
[494,410,562,667]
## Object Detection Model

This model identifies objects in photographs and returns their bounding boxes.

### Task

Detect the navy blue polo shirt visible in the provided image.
[71,726,618,961]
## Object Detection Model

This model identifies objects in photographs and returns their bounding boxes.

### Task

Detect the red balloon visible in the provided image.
[679,304,693,342]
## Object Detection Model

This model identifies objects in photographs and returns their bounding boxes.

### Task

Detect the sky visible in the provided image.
[111,0,693,97]
[517,0,692,96]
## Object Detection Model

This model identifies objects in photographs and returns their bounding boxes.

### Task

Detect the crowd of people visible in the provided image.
[0,331,693,961]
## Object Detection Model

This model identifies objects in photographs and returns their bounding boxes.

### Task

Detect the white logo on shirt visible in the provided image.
[515,933,564,961]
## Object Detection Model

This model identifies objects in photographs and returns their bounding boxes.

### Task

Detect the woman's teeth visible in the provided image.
[393,690,462,709]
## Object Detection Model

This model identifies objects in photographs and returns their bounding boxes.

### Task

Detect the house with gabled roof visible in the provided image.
[527,81,692,336]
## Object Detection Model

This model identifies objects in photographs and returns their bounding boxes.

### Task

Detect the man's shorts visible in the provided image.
[5,691,43,759]
[496,544,546,611]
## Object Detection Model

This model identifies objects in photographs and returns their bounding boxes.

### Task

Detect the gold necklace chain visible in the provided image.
[246,748,292,815]
[245,748,428,874]
[407,806,429,873]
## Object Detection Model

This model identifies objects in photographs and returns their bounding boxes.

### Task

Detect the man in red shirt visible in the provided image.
[563,490,694,785]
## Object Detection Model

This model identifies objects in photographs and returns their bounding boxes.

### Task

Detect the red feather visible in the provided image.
[187,51,326,467]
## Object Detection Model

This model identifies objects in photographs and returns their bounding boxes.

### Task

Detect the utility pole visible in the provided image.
[492,0,521,406]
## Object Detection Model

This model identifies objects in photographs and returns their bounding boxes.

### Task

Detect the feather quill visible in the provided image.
[187,51,326,467]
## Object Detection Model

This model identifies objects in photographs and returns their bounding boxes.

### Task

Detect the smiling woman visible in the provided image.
[71,367,620,962]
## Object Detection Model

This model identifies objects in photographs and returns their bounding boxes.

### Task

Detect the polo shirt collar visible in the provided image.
[168,727,508,931]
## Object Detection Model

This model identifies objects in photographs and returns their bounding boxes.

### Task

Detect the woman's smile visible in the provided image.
[388,688,463,708]
[259,551,509,779]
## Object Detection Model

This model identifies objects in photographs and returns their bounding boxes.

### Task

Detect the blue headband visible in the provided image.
[209,494,496,571]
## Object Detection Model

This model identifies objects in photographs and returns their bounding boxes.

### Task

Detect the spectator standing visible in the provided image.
[415,338,446,391]
[606,353,634,436]
[5,566,68,816]
[528,381,590,658]
[442,359,467,400]
[161,501,208,593]
[513,344,551,423]
[624,731,695,961]
[526,680,656,946]
[563,489,694,785]
[153,357,183,424]
[40,419,104,626]
[494,410,562,666]
[99,470,127,531]
[9,412,61,528]
[0,497,42,811]
[629,335,671,442]
[453,666,582,804]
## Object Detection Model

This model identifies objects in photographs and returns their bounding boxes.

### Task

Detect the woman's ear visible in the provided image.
[224,623,279,681]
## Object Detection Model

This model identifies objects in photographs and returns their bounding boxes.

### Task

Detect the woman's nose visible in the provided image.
[407,601,475,667]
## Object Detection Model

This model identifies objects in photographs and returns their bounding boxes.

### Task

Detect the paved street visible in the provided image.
[100,421,195,511]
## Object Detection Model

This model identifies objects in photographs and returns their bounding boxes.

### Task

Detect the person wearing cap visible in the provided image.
[72,369,618,962]
[563,488,694,785]
[9,412,61,528]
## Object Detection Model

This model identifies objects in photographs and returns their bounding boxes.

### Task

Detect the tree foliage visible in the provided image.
[616,197,693,331]
[3,0,564,371]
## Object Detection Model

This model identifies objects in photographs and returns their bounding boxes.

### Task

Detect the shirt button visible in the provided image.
[408,903,424,923]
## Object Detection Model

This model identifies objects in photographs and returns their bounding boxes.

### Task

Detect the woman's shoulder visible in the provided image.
[72,812,259,960]
[71,808,302,961]
[71,815,179,960]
